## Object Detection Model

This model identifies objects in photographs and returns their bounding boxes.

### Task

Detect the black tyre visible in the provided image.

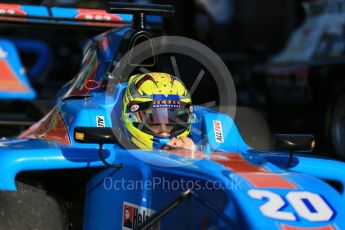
[0,190,64,230]
[331,94,345,159]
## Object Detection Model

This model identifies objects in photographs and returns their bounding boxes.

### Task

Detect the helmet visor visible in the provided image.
[140,108,190,124]
[128,107,191,136]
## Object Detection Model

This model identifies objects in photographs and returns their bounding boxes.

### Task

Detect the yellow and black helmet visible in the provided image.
[122,72,193,149]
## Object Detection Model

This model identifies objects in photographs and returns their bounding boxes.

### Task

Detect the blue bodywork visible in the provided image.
[1,3,345,230]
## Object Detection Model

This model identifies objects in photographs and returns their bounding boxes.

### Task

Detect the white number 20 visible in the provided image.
[248,189,334,222]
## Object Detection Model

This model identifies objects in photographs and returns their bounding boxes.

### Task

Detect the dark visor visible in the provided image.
[136,108,190,124]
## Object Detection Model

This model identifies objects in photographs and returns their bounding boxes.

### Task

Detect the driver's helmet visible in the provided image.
[122,72,193,149]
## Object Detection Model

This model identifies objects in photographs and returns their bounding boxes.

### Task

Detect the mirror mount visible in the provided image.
[106,2,175,30]
[74,127,122,168]
[98,143,123,169]
[274,134,315,168]
[284,149,294,169]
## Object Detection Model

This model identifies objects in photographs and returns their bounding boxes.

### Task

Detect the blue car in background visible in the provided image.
[0,38,52,100]
[0,2,145,135]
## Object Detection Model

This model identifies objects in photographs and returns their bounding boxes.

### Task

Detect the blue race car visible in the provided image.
[1,2,345,230]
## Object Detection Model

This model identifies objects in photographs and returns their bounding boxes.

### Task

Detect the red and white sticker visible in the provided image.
[0,4,27,15]
[213,120,224,143]
[76,9,122,21]
[122,202,159,230]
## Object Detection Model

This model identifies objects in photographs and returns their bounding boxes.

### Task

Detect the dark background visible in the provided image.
[3,0,345,159]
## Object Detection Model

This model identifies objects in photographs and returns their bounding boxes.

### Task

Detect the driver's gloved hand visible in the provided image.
[166,137,196,151]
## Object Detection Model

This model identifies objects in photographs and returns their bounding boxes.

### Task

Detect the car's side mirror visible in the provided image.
[74,127,117,144]
[74,127,122,168]
[275,134,315,152]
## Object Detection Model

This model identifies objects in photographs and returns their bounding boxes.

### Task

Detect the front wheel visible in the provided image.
[0,190,64,229]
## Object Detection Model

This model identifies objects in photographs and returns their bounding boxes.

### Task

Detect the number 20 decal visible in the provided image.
[248,189,334,222]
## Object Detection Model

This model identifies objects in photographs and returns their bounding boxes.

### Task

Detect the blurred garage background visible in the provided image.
[1,0,345,159]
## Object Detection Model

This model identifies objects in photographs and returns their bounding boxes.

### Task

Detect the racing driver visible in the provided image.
[122,72,195,151]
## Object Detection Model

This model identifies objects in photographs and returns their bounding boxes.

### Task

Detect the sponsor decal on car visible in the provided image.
[96,116,105,127]
[0,4,27,16]
[75,132,84,141]
[122,202,159,230]
[248,189,334,222]
[75,9,122,21]
[213,120,224,143]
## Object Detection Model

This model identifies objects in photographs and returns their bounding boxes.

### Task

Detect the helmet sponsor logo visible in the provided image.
[153,100,181,108]
[96,116,105,127]
[153,100,180,105]
[130,104,139,112]
[122,202,159,230]
[152,94,180,101]
[213,120,224,143]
